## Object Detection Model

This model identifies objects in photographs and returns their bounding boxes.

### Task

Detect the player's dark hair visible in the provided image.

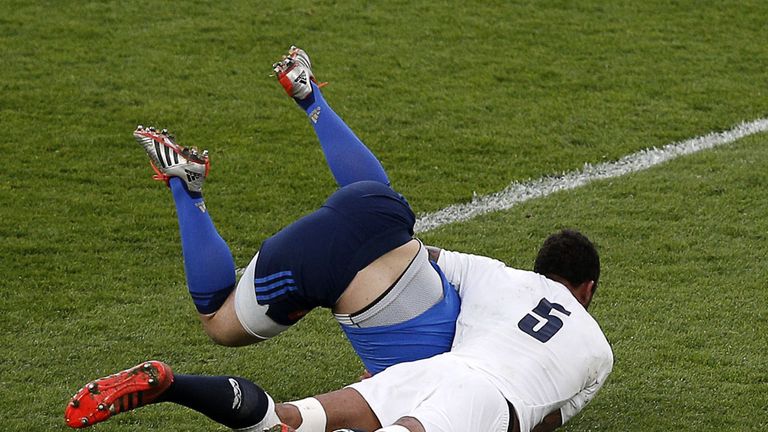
[534,229,600,290]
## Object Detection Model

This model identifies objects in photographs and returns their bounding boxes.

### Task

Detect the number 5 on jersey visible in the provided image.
[518,298,572,343]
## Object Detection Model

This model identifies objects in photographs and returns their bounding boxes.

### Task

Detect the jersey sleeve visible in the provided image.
[436,250,506,296]
[560,351,614,423]
[436,250,468,293]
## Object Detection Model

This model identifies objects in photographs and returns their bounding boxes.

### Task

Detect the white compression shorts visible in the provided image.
[234,253,290,340]
[348,354,511,432]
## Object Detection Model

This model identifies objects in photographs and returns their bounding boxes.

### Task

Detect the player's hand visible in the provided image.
[359,369,372,381]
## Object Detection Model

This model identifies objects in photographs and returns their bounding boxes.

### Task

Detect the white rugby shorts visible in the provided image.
[348,354,510,432]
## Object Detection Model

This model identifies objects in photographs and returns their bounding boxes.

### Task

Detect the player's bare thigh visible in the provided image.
[334,239,421,314]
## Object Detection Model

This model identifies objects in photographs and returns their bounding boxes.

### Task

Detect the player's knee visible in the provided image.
[199,315,261,347]
[202,324,239,347]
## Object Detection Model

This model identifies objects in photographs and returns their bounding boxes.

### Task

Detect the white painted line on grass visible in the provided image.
[414,118,768,233]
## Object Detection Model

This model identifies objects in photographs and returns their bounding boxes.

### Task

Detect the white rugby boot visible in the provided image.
[132,125,210,193]
[272,45,326,100]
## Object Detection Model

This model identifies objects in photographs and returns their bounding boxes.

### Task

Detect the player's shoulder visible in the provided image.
[573,306,614,369]
[444,249,508,265]
[591,318,614,366]
[538,277,613,356]
[438,249,511,276]
[504,266,544,281]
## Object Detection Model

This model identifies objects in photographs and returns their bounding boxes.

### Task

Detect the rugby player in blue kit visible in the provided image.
[65,46,460,429]
[66,47,613,432]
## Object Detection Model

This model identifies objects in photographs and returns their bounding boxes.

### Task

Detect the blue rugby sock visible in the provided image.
[298,83,390,187]
[169,177,236,314]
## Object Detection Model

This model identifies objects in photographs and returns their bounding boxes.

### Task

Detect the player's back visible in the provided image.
[438,251,613,431]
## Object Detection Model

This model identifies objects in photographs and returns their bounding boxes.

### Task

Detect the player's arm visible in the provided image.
[528,388,594,432]
[531,410,563,432]
[531,349,613,431]
[551,357,613,430]
[431,248,507,295]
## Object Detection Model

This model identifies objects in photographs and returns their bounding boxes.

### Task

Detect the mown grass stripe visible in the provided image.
[415,118,768,233]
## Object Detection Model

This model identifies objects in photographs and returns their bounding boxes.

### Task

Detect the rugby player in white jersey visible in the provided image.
[337,235,613,432]
[245,230,612,432]
[65,47,612,432]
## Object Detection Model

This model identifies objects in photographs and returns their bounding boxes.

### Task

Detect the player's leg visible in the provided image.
[64,360,279,429]
[272,388,381,431]
[64,361,379,431]
[347,355,512,432]
[133,127,255,345]
[401,378,510,432]
[273,46,390,187]
[377,419,425,432]
[167,175,236,314]
[157,373,277,429]
[329,420,424,432]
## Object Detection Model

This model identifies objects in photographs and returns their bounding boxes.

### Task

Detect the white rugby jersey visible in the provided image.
[437,250,613,432]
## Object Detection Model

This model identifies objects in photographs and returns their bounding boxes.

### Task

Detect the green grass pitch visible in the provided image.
[1,1,767,430]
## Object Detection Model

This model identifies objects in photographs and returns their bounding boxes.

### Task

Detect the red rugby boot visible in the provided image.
[272,46,327,100]
[64,360,173,428]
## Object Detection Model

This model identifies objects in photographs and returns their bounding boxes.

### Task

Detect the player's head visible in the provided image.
[534,229,600,307]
